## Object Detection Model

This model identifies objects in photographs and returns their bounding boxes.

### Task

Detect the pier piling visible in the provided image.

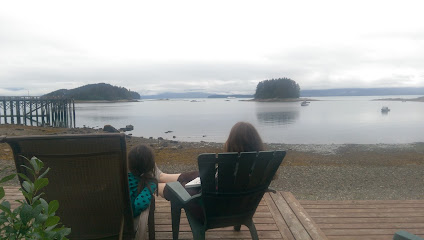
[0,96,76,128]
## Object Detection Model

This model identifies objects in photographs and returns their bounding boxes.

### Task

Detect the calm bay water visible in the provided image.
[75,96,424,144]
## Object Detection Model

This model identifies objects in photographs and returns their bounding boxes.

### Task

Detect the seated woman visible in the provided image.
[164,121,268,226]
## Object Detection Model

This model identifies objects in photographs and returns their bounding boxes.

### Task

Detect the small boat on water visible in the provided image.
[381,106,390,112]
[301,101,310,106]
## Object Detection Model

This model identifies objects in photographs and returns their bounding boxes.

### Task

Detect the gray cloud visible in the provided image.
[1,2,424,96]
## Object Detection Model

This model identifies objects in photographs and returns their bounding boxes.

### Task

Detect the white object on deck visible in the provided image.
[185,177,201,188]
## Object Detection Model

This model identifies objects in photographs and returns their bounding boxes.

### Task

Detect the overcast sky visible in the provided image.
[1,0,424,96]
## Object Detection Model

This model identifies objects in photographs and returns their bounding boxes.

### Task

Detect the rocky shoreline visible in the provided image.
[1,124,423,200]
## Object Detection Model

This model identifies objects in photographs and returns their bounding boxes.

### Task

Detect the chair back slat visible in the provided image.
[198,154,217,193]
[216,153,238,192]
[4,134,134,240]
[233,152,256,190]
[261,151,286,185]
[247,151,275,188]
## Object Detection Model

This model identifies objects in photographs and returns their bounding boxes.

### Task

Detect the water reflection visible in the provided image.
[256,111,299,125]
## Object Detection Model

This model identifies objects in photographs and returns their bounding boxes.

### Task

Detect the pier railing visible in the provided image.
[0,96,75,128]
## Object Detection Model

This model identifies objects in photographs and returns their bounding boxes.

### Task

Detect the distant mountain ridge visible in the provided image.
[44,83,140,100]
[140,92,212,99]
[141,87,424,99]
[208,94,254,98]
[301,87,424,97]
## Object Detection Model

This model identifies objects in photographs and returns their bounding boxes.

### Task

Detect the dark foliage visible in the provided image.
[254,78,300,99]
[44,83,140,100]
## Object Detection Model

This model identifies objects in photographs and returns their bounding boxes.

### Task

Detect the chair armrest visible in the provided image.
[165,182,192,205]
[394,230,424,240]
[266,187,276,194]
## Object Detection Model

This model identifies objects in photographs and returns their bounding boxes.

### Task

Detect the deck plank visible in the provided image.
[264,193,296,240]
[282,192,328,240]
[270,192,313,240]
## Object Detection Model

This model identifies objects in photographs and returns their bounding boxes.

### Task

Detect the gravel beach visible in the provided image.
[1,125,423,200]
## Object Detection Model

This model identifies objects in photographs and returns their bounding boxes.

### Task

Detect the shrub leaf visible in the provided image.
[0,174,16,184]
[48,200,59,215]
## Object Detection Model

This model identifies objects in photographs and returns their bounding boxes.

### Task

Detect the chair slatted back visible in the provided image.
[198,150,286,229]
[3,134,134,240]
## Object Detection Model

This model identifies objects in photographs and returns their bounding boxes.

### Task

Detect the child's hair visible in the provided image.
[127,144,158,195]
[224,122,265,152]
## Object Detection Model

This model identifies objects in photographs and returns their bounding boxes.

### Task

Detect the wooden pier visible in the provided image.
[0,96,75,128]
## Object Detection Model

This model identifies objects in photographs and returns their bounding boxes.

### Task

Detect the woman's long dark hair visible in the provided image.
[223,122,278,179]
[224,122,265,152]
[127,144,158,195]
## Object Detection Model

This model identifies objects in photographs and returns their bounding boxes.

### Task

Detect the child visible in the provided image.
[128,144,199,210]
[127,144,158,217]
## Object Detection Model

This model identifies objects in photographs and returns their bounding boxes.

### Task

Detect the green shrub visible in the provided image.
[0,157,70,239]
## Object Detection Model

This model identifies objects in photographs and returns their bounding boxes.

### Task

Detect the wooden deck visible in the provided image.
[3,186,424,240]
[300,199,424,240]
[154,191,326,240]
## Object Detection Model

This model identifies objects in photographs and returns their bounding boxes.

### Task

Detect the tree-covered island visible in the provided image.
[254,78,301,101]
[43,83,140,101]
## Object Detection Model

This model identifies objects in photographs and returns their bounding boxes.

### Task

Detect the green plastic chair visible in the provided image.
[166,150,286,240]
[394,231,424,240]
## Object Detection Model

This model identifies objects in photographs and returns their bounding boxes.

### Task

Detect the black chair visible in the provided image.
[166,150,286,240]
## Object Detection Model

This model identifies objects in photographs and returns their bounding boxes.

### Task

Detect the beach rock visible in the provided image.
[103,125,119,133]
[126,125,134,131]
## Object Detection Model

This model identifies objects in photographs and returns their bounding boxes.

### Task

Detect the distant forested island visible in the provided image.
[255,78,300,99]
[44,83,140,101]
